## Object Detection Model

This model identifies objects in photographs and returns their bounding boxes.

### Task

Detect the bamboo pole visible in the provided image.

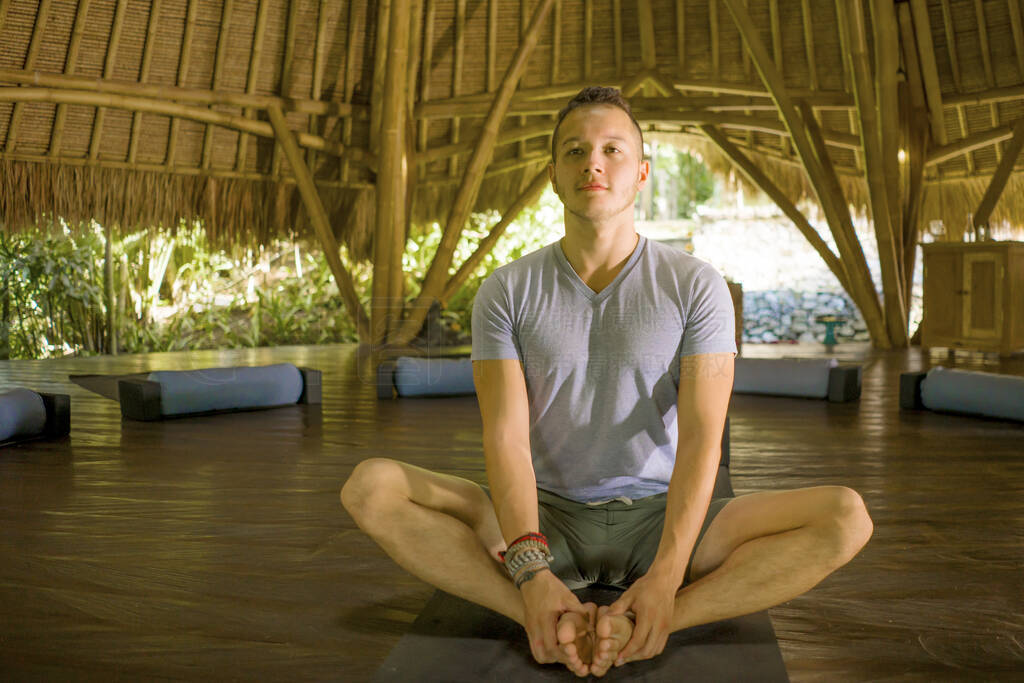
[974,119,1024,229]
[944,84,1024,108]
[638,0,657,96]
[401,0,423,322]
[128,0,162,165]
[585,0,593,80]
[871,0,903,258]
[4,0,51,152]
[418,0,435,153]
[50,0,90,159]
[272,0,300,178]
[0,68,364,119]
[613,0,623,76]
[236,0,270,173]
[801,0,818,90]
[519,0,530,159]
[1010,0,1024,78]
[841,0,907,346]
[710,0,720,80]
[393,0,556,346]
[0,87,375,166]
[974,0,1002,158]
[902,111,928,312]
[308,1,332,173]
[372,0,411,346]
[441,168,550,302]
[104,220,116,355]
[926,122,1016,165]
[449,0,465,177]
[341,0,362,182]
[168,0,197,168]
[488,0,498,91]
[676,0,685,74]
[267,105,370,341]
[551,0,562,84]
[798,101,889,338]
[202,0,233,170]
[702,125,851,295]
[421,153,549,186]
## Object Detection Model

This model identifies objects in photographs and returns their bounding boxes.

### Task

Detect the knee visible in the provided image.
[820,486,873,564]
[340,457,405,521]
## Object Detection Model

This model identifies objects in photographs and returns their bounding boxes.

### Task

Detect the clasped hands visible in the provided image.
[520,569,679,678]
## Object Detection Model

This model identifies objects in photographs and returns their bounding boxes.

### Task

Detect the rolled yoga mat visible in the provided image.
[901,367,1024,422]
[118,363,317,420]
[374,466,787,683]
[0,389,47,442]
[734,357,861,402]
[0,388,71,445]
[378,356,475,398]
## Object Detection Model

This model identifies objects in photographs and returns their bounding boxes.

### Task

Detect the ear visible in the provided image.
[636,159,651,189]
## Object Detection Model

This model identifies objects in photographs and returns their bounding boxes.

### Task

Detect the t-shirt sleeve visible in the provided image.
[471,272,521,361]
[680,264,738,357]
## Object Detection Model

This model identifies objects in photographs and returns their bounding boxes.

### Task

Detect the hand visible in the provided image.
[606,570,679,665]
[519,570,591,672]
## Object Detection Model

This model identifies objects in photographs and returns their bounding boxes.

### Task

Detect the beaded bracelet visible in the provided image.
[500,532,554,588]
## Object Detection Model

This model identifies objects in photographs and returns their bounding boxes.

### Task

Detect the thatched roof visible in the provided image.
[1,0,1023,254]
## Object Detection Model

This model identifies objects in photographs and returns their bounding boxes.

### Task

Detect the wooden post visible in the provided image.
[393,0,556,346]
[720,0,891,347]
[441,168,550,302]
[974,120,1024,229]
[372,0,411,346]
[702,125,851,295]
[267,106,371,341]
[841,0,908,346]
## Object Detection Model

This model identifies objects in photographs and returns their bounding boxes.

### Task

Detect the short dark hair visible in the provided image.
[550,86,644,161]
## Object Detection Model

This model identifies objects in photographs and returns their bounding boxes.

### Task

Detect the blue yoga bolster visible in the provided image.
[920,367,1024,422]
[733,357,838,399]
[147,363,304,416]
[0,388,47,441]
[393,357,475,397]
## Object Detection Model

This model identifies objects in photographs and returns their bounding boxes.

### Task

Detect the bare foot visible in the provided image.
[590,605,635,677]
[556,604,596,677]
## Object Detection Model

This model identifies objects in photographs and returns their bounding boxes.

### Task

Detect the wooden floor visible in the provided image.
[0,343,1021,681]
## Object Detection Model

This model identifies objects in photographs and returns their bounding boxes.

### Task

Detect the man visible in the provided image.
[341,86,873,677]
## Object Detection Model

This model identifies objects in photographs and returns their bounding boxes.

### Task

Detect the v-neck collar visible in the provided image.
[553,235,647,303]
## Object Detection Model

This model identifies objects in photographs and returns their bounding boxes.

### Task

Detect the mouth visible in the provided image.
[578,183,607,191]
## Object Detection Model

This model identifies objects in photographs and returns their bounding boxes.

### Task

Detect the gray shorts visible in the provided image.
[486,486,732,590]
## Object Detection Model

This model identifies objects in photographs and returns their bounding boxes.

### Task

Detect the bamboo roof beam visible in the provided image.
[235,0,270,173]
[167,0,197,168]
[927,122,1016,165]
[267,105,370,342]
[272,0,300,178]
[518,0,529,158]
[340,0,362,182]
[0,148,372,189]
[418,0,435,153]
[613,0,623,76]
[904,1,943,145]
[551,0,562,83]
[939,0,974,173]
[974,119,1024,229]
[308,2,331,172]
[944,84,1024,107]
[127,0,161,165]
[638,0,657,96]
[488,0,498,90]
[4,0,50,152]
[201,0,233,170]
[740,0,750,78]
[710,0,720,80]
[421,120,553,162]
[801,0,818,90]
[720,0,889,346]
[394,0,556,345]
[702,124,851,295]
[422,151,549,186]
[373,0,411,346]
[676,0,685,73]
[49,0,90,159]
[449,0,465,176]
[442,168,550,302]
[1010,0,1024,78]
[870,0,903,260]
[0,69,364,119]
[975,0,1002,157]
[841,0,907,345]
[0,87,375,167]
[584,0,593,80]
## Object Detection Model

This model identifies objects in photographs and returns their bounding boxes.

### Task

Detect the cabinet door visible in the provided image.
[923,250,960,340]
[962,252,1003,340]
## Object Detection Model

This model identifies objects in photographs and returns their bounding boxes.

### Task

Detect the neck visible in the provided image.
[560,213,640,290]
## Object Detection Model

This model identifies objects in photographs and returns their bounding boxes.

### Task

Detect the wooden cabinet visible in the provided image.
[921,242,1024,354]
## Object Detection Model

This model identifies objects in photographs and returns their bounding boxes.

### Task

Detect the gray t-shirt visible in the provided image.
[471,235,736,503]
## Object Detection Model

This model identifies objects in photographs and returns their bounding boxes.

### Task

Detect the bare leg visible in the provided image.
[340,458,524,624]
[671,485,872,634]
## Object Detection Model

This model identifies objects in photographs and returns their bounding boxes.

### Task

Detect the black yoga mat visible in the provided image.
[374,469,788,682]
[69,373,149,401]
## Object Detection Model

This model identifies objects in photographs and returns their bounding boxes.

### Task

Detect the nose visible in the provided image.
[582,149,604,174]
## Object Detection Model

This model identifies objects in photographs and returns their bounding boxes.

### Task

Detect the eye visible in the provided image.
[605,146,620,154]
[566,148,583,156]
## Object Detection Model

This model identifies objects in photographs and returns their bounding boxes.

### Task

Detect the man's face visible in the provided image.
[548,104,649,224]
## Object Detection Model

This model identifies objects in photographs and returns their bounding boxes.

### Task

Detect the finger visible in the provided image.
[617,618,650,664]
[540,615,559,661]
[606,593,634,616]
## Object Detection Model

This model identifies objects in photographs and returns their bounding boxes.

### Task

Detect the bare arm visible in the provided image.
[472,358,538,543]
